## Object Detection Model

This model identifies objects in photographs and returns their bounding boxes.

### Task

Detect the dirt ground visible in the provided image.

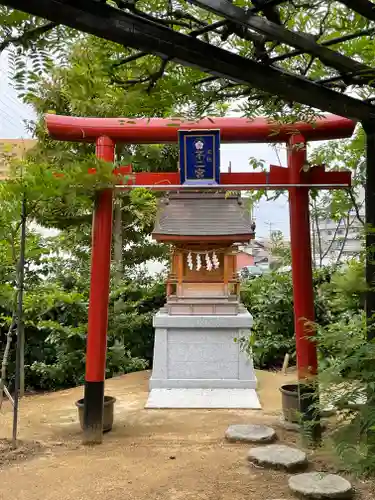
[0,370,373,500]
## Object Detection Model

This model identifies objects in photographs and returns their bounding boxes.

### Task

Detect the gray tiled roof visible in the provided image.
[152,192,255,237]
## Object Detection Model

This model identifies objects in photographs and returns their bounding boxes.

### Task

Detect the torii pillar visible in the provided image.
[288,134,320,441]
[83,136,115,444]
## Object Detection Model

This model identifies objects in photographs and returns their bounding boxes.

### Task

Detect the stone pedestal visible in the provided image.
[145,310,260,409]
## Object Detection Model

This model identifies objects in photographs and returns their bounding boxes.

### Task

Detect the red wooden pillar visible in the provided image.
[288,134,320,440]
[288,134,317,378]
[83,136,115,444]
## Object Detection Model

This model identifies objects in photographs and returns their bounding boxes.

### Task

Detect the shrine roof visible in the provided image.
[152,192,255,241]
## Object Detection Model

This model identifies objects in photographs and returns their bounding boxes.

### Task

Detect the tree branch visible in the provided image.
[110,0,283,87]
[111,57,170,91]
[146,58,169,93]
[321,217,342,261]
[112,51,147,68]
[347,187,365,226]
[0,21,57,54]
[335,212,351,264]
[116,0,206,29]
[311,198,323,267]
[192,76,220,86]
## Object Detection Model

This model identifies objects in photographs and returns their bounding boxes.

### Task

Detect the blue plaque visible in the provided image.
[178,129,220,185]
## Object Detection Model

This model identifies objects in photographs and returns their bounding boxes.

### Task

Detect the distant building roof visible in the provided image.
[238,247,253,255]
[0,139,37,179]
[152,192,255,242]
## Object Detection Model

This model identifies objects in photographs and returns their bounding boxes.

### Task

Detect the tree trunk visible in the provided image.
[0,316,16,410]
[113,197,123,285]
[310,205,316,269]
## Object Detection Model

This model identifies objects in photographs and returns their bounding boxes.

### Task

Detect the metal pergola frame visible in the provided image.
[2,0,375,121]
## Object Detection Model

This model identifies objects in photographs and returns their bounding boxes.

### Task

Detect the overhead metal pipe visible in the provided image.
[114,183,351,190]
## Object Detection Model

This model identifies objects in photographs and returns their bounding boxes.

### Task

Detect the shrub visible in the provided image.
[239,264,353,370]
[314,261,375,476]
[1,275,164,391]
[240,271,295,369]
[108,279,166,365]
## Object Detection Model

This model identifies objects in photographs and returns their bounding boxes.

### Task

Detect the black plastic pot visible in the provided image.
[280,384,299,423]
[75,396,116,433]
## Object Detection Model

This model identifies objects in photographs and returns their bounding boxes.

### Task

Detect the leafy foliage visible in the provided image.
[309,126,365,267]
[108,278,166,365]
[240,263,355,370]
[0,231,163,391]
[0,23,188,392]
[268,230,291,270]
[314,261,375,476]
[241,271,295,368]
[240,259,375,476]
[0,142,170,393]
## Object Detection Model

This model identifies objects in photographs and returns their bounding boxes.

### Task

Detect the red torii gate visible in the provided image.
[45,114,355,444]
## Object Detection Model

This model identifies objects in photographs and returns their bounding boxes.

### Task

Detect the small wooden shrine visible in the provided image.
[152,192,256,315]
[146,129,259,408]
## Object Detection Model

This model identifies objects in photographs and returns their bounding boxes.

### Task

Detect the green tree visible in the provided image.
[1,4,368,275]
[310,127,365,262]
[0,24,224,393]
[0,151,125,394]
[12,29,231,275]
[268,230,291,270]
[0,155,166,392]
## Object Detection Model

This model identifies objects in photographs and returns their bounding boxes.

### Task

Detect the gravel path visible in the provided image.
[0,370,372,500]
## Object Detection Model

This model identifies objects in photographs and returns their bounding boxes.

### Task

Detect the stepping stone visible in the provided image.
[289,472,353,499]
[247,444,308,471]
[225,424,276,443]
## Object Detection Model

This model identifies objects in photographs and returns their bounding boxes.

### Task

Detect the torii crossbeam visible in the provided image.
[110,164,350,191]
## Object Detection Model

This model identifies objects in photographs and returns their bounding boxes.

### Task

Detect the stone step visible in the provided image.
[288,472,353,499]
[247,444,308,472]
[168,296,239,303]
[224,424,353,499]
[225,424,277,444]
